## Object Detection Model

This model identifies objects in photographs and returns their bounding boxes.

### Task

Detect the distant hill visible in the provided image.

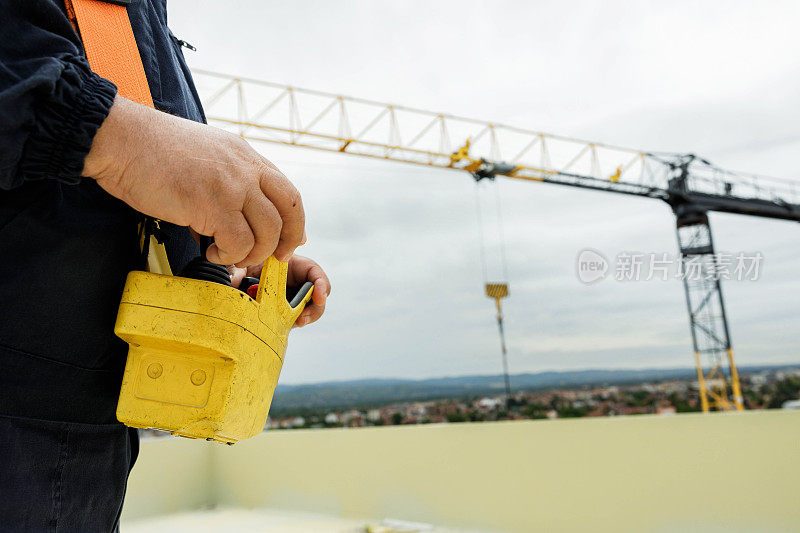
[269,364,799,414]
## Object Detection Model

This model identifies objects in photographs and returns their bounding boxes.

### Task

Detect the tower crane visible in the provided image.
[191,69,800,413]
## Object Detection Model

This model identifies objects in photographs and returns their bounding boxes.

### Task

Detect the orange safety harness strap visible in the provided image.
[65,0,153,108]
[64,0,172,274]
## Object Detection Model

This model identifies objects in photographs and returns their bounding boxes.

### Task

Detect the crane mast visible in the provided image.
[192,69,800,412]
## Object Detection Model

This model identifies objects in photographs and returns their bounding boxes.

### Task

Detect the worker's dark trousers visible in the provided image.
[0,415,138,532]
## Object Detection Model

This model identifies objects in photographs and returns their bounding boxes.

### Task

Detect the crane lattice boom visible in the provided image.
[193,69,800,221]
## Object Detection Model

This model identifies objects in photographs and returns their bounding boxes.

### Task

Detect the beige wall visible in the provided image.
[123,437,215,520]
[125,411,800,532]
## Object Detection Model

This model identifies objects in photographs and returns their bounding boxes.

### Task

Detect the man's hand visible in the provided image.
[229,255,330,328]
[82,96,304,266]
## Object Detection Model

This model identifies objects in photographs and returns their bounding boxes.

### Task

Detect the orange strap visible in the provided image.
[65,0,154,108]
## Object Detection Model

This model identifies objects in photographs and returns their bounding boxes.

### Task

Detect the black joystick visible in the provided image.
[179,235,232,286]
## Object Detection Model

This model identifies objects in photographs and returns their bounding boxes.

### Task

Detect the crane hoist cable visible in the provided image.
[473,174,512,404]
[494,178,510,283]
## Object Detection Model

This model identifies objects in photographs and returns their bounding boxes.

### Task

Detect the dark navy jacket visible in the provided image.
[0,0,202,424]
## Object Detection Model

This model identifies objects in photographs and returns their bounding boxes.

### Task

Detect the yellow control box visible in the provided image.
[114,257,312,444]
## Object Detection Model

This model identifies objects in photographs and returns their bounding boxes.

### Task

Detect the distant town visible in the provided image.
[266,367,800,430]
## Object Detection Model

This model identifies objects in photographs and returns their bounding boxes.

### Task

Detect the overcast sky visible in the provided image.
[168,0,800,384]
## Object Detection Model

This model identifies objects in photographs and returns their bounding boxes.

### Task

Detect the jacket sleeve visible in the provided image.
[0,0,118,190]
